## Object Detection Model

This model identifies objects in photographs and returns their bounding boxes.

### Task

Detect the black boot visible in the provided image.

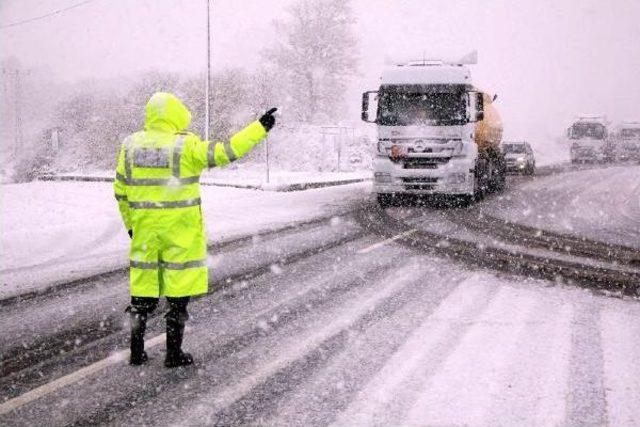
[126,297,158,366]
[129,311,149,365]
[165,297,193,368]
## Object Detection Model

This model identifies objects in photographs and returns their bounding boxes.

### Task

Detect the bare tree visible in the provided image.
[265,0,358,123]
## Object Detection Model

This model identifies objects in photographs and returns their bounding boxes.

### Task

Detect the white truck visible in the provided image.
[614,121,640,161]
[361,54,505,206]
[567,115,611,163]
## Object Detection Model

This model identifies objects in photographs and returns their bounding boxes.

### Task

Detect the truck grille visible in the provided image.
[573,146,595,155]
[401,177,438,190]
[403,157,449,169]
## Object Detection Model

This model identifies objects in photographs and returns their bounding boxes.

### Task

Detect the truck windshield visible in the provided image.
[503,144,526,154]
[570,123,606,140]
[377,88,468,126]
[621,128,640,138]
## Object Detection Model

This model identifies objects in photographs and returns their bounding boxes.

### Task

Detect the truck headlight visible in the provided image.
[451,140,464,156]
[374,172,392,183]
[377,140,391,154]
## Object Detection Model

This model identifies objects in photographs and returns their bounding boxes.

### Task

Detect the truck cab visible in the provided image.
[362,55,505,206]
[567,116,610,163]
[614,121,640,161]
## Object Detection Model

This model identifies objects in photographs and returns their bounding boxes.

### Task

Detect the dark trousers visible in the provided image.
[128,296,190,357]
[129,296,190,319]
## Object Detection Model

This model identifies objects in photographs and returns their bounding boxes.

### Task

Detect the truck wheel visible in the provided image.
[472,174,484,201]
[495,165,507,191]
[457,194,475,206]
[377,194,393,208]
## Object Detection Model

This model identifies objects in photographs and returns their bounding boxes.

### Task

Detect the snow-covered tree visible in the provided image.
[265,0,358,124]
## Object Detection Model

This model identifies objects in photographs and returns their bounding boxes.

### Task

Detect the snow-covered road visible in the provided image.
[2,222,639,426]
[1,163,639,426]
[482,164,640,249]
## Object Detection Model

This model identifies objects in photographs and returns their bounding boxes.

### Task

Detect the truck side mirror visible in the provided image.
[361,91,378,123]
[468,92,484,122]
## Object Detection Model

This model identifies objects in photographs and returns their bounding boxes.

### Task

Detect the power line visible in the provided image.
[0,0,96,30]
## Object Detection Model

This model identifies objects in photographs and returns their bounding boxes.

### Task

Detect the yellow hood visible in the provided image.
[144,92,192,132]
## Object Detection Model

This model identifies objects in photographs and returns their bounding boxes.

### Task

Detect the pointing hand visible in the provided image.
[259,108,278,131]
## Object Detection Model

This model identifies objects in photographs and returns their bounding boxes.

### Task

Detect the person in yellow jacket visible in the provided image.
[114,92,276,367]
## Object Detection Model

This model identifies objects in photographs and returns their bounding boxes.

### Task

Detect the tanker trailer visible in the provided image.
[361,54,505,206]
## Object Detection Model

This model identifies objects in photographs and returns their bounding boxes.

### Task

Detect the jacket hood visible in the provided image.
[144,92,192,132]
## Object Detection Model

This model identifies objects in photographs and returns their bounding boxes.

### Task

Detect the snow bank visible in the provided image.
[0,180,371,300]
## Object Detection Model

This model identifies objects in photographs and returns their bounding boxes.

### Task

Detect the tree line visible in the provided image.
[8,0,358,181]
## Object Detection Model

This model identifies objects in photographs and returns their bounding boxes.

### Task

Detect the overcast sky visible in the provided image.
[2,0,639,143]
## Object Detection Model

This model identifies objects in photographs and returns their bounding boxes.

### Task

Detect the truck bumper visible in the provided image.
[506,163,527,173]
[571,152,605,162]
[618,148,640,161]
[373,156,475,196]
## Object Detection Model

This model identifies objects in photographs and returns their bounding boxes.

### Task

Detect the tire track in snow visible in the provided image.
[564,300,608,426]
[600,308,640,426]
[177,258,432,426]
[332,273,499,426]
[402,285,570,426]
[263,267,472,426]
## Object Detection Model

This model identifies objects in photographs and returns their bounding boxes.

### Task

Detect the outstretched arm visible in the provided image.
[208,120,268,168]
[190,108,276,172]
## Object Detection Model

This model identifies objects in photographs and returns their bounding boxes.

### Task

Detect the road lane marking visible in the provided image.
[357,229,417,254]
[0,330,175,415]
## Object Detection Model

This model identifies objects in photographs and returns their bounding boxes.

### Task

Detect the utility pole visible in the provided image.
[204,0,211,141]
[265,135,270,184]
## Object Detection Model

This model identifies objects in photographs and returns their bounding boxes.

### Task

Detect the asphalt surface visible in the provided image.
[1,164,640,426]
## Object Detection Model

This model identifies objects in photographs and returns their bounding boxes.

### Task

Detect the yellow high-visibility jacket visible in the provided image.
[114,92,267,297]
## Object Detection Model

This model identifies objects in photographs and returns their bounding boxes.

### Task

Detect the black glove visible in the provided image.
[259,107,277,131]
[128,229,133,239]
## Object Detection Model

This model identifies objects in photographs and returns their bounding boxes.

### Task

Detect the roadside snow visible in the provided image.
[42,166,371,190]
[201,168,369,189]
[0,180,371,300]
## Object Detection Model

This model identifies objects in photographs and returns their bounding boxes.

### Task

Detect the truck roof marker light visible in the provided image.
[385,50,478,67]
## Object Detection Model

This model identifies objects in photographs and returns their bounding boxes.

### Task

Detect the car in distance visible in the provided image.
[502,141,535,174]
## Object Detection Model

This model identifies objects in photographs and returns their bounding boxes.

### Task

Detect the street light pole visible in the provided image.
[265,135,270,184]
[205,0,211,141]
